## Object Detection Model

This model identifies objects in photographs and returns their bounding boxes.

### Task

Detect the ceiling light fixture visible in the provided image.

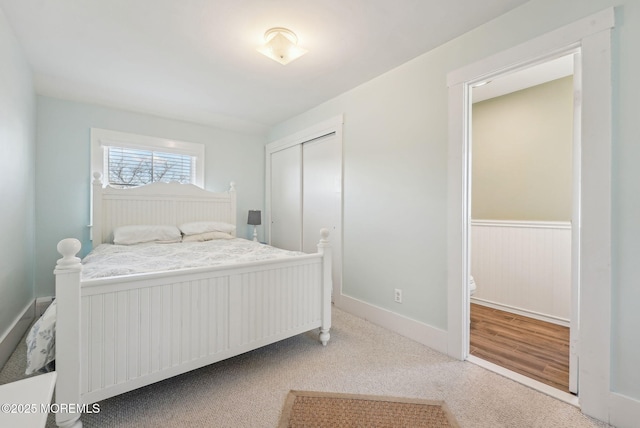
[256,27,307,65]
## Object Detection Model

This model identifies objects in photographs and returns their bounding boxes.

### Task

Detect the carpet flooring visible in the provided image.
[0,307,611,427]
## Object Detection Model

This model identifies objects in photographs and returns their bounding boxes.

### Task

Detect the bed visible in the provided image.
[52,174,332,428]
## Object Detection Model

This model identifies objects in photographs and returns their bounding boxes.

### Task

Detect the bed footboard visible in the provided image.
[54,231,331,427]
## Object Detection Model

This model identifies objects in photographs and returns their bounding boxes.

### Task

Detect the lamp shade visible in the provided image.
[247,210,261,226]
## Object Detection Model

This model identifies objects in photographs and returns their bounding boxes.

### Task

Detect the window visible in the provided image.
[106,146,194,187]
[91,128,205,188]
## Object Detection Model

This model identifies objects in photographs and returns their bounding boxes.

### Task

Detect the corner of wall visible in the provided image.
[0,301,35,371]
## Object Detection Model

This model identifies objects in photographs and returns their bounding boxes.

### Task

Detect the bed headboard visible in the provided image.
[90,173,237,245]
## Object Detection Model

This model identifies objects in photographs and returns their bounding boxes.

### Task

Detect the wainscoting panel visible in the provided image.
[470,220,571,322]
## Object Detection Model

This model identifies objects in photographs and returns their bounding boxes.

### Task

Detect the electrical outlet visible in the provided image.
[394,288,402,303]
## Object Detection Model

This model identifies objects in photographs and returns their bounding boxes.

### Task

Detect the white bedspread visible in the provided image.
[82,238,304,279]
[26,239,304,373]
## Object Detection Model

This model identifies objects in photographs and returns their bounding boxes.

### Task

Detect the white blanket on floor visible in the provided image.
[25,300,56,375]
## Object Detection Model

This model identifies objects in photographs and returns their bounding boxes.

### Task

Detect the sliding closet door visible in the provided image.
[266,116,343,301]
[270,145,302,251]
[302,133,342,297]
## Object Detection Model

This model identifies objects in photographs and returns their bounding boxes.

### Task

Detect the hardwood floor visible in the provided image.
[469,303,571,392]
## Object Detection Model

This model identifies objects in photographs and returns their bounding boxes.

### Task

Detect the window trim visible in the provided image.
[91,128,205,188]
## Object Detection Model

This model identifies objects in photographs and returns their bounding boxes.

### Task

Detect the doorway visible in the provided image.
[467,55,577,394]
[446,9,613,417]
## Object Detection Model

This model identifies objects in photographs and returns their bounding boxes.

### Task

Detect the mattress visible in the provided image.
[81,238,304,280]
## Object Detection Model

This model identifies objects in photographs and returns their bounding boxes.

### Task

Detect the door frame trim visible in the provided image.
[446,8,613,421]
[266,115,344,154]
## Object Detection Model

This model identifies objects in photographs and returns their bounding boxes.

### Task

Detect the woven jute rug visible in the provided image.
[278,390,460,428]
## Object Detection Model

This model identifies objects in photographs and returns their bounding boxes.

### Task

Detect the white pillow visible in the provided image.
[113,225,182,245]
[182,231,234,242]
[179,221,236,236]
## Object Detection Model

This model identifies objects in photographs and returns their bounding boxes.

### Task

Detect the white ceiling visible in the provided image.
[0,0,531,134]
[473,54,574,103]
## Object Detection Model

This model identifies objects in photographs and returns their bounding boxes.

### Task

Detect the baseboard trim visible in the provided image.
[336,294,448,354]
[0,300,35,371]
[35,296,54,318]
[609,391,640,428]
[471,297,570,327]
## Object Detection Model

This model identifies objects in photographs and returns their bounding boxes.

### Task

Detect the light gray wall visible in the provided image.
[0,10,36,341]
[35,96,266,297]
[269,0,640,402]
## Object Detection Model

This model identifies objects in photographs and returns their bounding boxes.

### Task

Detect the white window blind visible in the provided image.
[106,146,195,187]
[91,128,205,188]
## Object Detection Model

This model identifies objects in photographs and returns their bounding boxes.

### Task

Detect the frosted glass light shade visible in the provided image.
[257,28,307,65]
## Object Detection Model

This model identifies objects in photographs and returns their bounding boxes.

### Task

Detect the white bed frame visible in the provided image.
[53,175,332,428]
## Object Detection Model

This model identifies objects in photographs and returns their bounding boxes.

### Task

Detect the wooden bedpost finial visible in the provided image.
[317,228,331,253]
[55,238,82,272]
[319,228,330,244]
[229,182,236,193]
[92,172,103,185]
